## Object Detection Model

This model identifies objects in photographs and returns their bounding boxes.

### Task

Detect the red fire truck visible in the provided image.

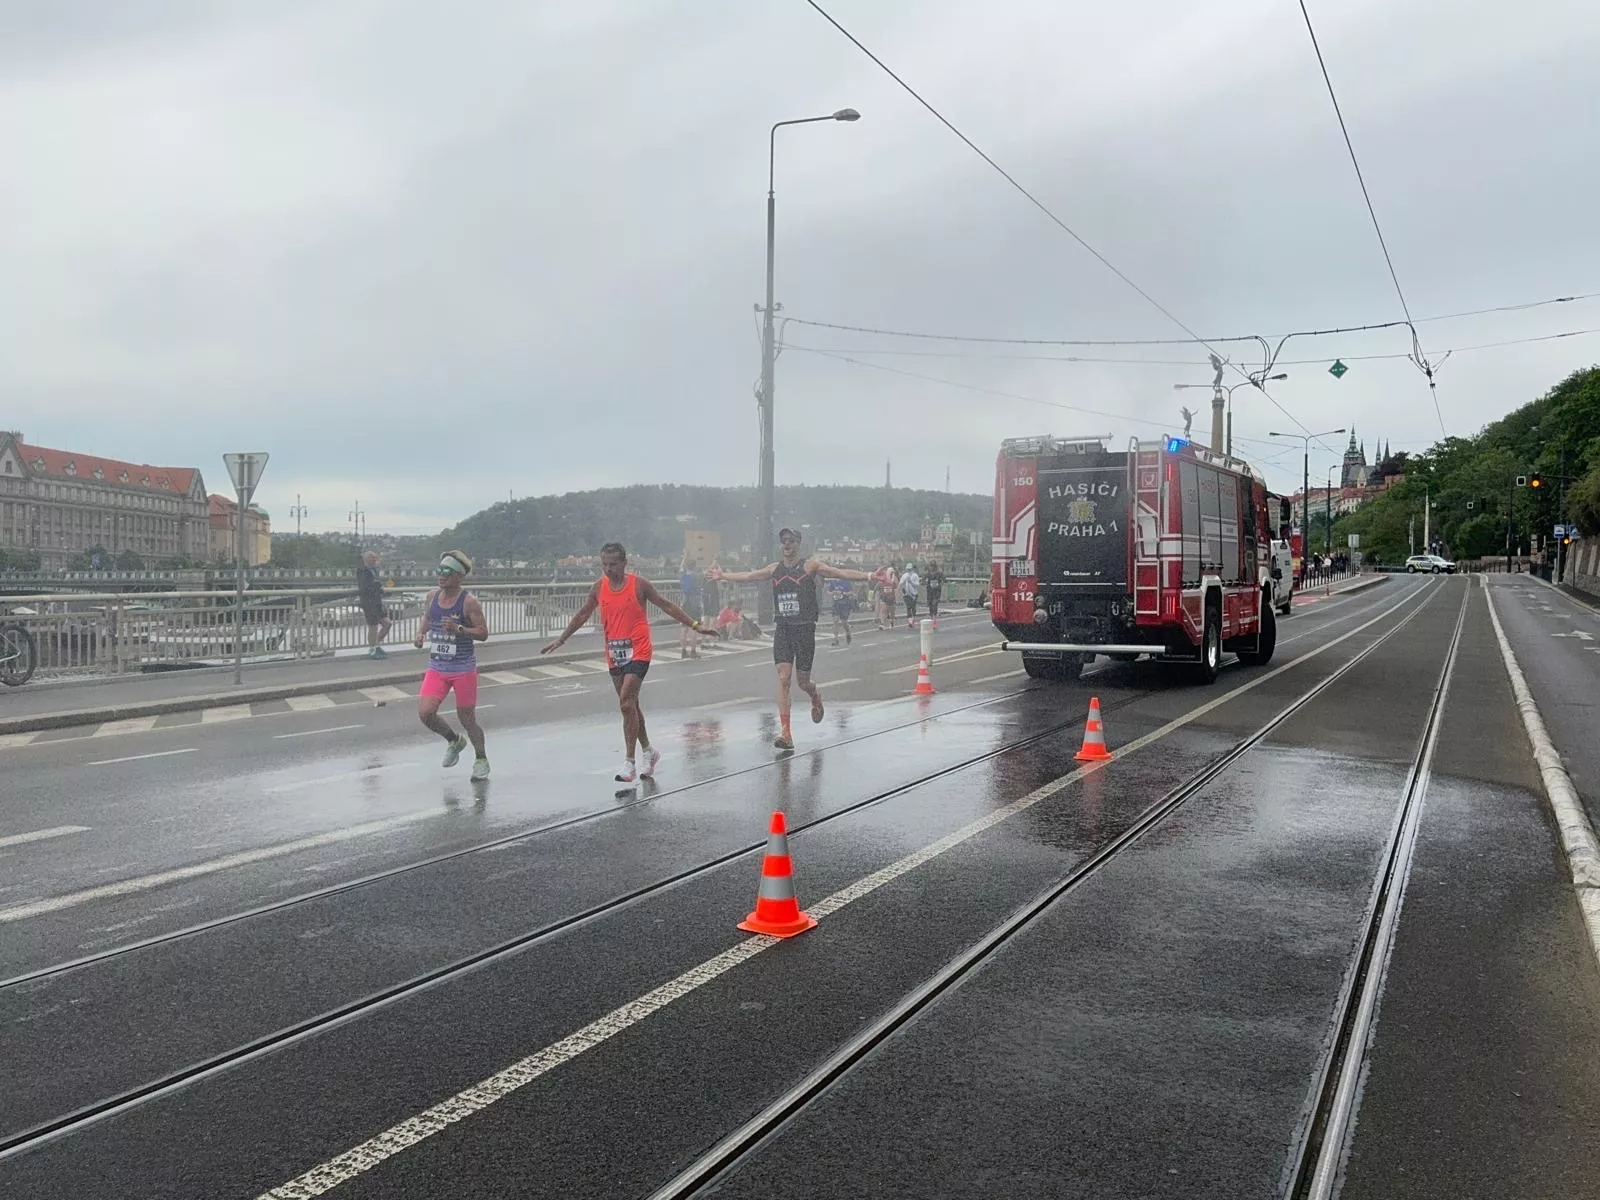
[991,434,1291,682]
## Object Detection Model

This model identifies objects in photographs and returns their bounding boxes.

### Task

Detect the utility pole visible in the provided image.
[1423,484,1430,553]
[1557,445,1569,583]
[1505,474,1517,573]
[290,495,308,538]
[348,500,365,544]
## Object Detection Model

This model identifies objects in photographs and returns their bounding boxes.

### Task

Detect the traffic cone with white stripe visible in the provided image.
[913,619,936,695]
[1074,696,1113,762]
[738,811,817,938]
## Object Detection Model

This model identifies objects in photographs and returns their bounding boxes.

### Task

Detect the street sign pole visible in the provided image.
[223,453,269,685]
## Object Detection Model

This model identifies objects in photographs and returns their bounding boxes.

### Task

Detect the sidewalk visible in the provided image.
[0,631,623,736]
[1290,571,1387,607]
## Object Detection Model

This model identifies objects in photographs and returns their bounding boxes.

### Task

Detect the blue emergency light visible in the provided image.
[1166,437,1188,454]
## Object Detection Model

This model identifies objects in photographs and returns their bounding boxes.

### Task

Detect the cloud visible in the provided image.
[2,0,1596,533]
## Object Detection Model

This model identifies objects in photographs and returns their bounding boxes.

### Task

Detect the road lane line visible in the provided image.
[259,580,1434,1200]
[686,669,726,677]
[201,705,253,724]
[263,763,420,795]
[696,696,762,710]
[286,696,337,712]
[1482,578,1600,965]
[969,669,1026,684]
[0,826,90,850]
[273,725,367,741]
[91,717,160,738]
[0,809,447,924]
[88,748,197,767]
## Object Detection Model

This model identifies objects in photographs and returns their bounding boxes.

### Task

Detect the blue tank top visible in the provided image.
[426,590,477,674]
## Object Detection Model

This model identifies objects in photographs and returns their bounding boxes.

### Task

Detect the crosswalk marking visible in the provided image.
[200,705,253,724]
[485,671,530,685]
[286,695,337,712]
[570,661,612,673]
[359,686,411,703]
[92,716,160,737]
[530,665,581,678]
[0,733,39,750]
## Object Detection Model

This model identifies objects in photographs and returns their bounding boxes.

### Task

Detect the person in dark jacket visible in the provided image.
[357,551,391,659]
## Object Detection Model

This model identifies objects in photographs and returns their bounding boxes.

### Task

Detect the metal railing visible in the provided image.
[0,577,991,680]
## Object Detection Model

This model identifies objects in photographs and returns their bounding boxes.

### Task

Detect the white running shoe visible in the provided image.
[614,759,637,783]
[442,735,467,768]
[470,757,490,781]
[641,746,661,778]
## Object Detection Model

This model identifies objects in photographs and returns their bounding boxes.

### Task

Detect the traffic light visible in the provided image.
[1466,499,1474,511]
[1516,475,1528,487]
[1530,474,1544,489]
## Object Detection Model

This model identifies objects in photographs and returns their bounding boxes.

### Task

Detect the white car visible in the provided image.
[1405,554,1456,574]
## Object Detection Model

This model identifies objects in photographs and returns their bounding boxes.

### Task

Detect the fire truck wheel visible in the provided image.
[1195,600,1222,684]
[1236,601,1276,666]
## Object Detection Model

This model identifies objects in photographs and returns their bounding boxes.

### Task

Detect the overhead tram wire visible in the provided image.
[802,0,1329,453]
[1297,0,1445,435]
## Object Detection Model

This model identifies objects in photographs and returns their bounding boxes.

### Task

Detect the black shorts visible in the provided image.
[772,622,817,672]
[361,600,387,624]
[609,660,651,681]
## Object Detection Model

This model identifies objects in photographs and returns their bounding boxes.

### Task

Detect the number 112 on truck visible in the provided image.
[990,435,1294,683]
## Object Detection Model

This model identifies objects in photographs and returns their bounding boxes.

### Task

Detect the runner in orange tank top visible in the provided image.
[544,542,709,784]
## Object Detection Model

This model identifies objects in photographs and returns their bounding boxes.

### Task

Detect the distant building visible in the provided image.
[0,430,211,569]
[208,494,272,565]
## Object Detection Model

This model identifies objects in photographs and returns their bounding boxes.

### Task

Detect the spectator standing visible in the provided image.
[900,564,921,627]
[357,551,391,659]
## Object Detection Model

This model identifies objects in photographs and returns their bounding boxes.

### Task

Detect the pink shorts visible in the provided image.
[419,669,479,708]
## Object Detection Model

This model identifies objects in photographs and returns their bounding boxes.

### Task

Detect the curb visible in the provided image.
[1481,578,1600,971]
[1292,574,1388,605]
[0,645,604,737]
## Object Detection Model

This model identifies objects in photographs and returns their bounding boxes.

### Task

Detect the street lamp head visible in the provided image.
[1268,373,1289,382]
[833,108,862,122]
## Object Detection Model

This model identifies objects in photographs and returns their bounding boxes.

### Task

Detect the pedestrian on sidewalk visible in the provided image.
[413,550,490,781]
[709,528,872,751]
[543,542,709,783]
[357,551,391,658]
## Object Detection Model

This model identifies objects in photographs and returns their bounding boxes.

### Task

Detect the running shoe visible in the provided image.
[470,757,490,781]
[811,691,824,723]
[615,759,638,783]
[641,746,661,778]
[773,733,795,751]
[442,735,468,768]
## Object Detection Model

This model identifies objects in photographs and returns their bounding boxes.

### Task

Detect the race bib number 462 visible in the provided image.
[429,636,455,658]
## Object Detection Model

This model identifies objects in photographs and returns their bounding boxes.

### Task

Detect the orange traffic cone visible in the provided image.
[1074,697,1113,762]
[738,811,817,938]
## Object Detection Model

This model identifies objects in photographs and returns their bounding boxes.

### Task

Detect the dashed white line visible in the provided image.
[286,695,338,712]
[0,825,90,850]
[262,762,420,795]
[200,705,254,724]
[88,748,197,767]
[0,808,447,924]
[358,686,410,704]
[91,717,160,738]
[273,725,367,741]
[969,669,1026,684]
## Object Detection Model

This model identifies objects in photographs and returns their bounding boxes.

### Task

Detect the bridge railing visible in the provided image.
[0,577,989,680]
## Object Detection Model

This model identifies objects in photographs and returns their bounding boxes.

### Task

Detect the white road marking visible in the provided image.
[0,825,90,850]
[969,669,1026,684]
[686,669,726,677]
[826,678,861,687]
[262,762,420,795]
[0,808,447,924]
[201,705,254,724]
[570,661,612,673]
[91,717,160,737]
[1551,630,1595,640]
[88,748,197,767]
[530,665,581,678]
[259,583,1429,1200]
[359,686,411,703]
[484,671,528,685]
[697,696,763,710]
[273,725,366,740]
[0,733,38,750]
[286,695,337,712]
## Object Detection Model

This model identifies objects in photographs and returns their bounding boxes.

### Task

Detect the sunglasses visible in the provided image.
[435,565,461,576]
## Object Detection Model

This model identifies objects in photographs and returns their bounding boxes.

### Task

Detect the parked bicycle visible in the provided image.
[0,620,37,686]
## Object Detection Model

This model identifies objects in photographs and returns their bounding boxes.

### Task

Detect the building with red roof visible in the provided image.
[0,430,212,569]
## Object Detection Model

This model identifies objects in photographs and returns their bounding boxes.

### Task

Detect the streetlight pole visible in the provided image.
[290,495,308,539]
[758,107,860,619]
[1174,373,1288,458]
[1269,429,1346,571]
[1325,465,1337,557]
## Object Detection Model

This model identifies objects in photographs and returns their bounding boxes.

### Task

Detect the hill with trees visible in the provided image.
[390,484,993,566]
[1317,366,1600,564]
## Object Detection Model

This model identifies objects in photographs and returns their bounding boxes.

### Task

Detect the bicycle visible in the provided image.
[0,620,37,686]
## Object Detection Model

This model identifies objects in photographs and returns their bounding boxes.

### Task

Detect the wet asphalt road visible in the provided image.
[2,577,1596,1199]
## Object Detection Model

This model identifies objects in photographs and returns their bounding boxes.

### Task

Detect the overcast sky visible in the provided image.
[4,0,1597,533]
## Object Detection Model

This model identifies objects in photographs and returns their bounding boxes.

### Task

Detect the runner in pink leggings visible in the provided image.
[413,550,489,780]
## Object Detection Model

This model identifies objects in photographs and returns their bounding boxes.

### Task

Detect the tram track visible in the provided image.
[0,579,1425,1168]
[644,581,1453,1200]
